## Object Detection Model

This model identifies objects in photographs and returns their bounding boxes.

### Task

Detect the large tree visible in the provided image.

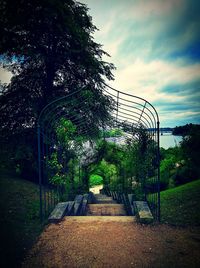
[0,0,115,179]
[0,0,115,136]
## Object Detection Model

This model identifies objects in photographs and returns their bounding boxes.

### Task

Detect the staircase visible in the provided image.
[48,189,154,224]
[87,194,127,216]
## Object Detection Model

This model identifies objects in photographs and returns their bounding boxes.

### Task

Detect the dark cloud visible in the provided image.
[160,80,200,95]
[151,0,200,61]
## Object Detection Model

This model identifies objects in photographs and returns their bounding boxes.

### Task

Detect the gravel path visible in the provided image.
[22,217,200,268]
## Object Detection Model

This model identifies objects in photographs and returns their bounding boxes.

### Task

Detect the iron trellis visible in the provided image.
[37,84,160,221]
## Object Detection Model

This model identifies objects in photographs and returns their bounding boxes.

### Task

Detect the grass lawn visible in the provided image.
[0,171,44,268]
[1,170,199,267]
[160,179,200,226]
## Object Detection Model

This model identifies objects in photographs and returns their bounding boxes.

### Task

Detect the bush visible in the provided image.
[146,174,169,193]
[173,166,196,186]
[133,184,145,200]
[89,174,103,187]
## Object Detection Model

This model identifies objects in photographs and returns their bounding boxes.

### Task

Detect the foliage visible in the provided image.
[159,129,200,190]
[56,118,77,145]
[0,0,115,134]
[159,155,176,189]
[101,128,123,138]
[124,129,157,194]
[181,128,200,178]
[0,128,38,182]
[87,127,157,195]
[0,0,115,182]
[173,165,195,186]
[95,140,124,165]
[46,118,85,199]
[172,123,200,136]
[89,174,103,187]
[93,159,118,185]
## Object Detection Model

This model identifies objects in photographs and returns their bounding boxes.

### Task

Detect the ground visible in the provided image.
[89,185,103,194]
[0,171,43,268]
[22,185,200,268]
[22,217,200,268]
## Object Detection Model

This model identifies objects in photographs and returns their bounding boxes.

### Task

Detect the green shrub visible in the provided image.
[173,166,196,186]
[89,174,103,187]
[146,174,169,193]
[133,184,145,200]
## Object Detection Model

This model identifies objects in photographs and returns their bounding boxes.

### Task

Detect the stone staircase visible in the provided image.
[48,190,153,224]
[86,193,127,216]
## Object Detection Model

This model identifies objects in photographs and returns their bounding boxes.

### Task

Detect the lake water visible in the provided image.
[105,133,183,149]
[160,134,183,149]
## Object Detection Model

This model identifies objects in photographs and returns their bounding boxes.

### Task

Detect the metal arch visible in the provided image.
[103,83,159,123]
[38,89,83,126]
[103,87,158,126]
[37,83,160,222]
[103,85,160,221]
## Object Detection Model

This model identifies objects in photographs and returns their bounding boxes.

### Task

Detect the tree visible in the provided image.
[0,0,115,177]
[181,129,200,178]
[0,0,115,136]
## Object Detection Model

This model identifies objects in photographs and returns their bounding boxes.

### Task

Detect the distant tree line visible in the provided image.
[172,123,200,136]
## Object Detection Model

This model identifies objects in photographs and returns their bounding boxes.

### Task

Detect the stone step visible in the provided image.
[48,202,69,223]
[94,194,112,199]
[94,194,117,204]
[64,216,136,222]
[96,199,117,204]
[133,201,154,224]
[87,204,127,216]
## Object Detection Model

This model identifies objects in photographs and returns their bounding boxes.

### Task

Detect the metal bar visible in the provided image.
[103,82,159,123]
[116,91,119,126]
[42,131,46,217]
[36,83,160,222]
[37,125,43,222]
[137,101,146,126]
[157,120,160,222]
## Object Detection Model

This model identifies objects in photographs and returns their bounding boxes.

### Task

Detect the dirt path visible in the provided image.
[23,217,200,268]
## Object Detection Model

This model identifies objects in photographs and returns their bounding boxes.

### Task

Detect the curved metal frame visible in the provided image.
[37,84,160,221]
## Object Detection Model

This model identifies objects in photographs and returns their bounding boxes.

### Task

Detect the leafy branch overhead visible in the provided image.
[56,118,77,146]
[0,0,115,136]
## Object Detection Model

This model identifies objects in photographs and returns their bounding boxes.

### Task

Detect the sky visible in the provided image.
[0,0,200,127]
[81,0,200,127]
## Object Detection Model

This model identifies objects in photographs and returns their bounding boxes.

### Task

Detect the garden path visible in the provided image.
[22,189,200,268]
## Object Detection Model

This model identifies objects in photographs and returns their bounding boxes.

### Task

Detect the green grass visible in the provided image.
[1,170,199,267]
[160,179,200,226]
[0,171,44,268]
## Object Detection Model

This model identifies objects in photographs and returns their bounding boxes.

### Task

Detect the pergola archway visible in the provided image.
[37,84,160,221]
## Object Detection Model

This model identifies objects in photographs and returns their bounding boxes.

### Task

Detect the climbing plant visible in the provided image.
[86,127,156,198]
[47,118,85,200]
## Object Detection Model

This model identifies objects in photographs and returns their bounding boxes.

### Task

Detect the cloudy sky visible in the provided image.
[82,0,200,127]
[0,0,199,127]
